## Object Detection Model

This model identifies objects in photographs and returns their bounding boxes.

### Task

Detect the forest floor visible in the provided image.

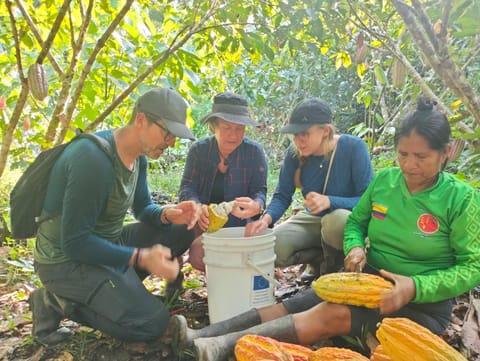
[1,245,479,361]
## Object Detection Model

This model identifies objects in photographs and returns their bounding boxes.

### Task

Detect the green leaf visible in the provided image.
[374,64,387,85]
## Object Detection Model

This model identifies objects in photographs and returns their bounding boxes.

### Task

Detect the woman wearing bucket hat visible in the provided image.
[246,97,374,281]
[179,92,268,271]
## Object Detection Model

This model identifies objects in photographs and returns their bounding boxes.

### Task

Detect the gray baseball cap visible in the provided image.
[135,88,195,140]
[281,98,332,134]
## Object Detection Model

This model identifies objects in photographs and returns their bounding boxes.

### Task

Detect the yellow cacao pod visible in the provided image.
[206,204,228,233]
[28,63,49,100]
[311,272,393,309]
[391,59,406,89]
[309,347,369,361]
[376,317,467,361]
[235,334,293,361]
[278,341,313,361]
[370,345,392,361]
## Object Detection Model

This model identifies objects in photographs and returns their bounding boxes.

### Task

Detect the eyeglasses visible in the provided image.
[144,113,175,142]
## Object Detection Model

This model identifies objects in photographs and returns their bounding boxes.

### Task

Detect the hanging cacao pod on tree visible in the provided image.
[391,59,406,89]
[27,63,49,101]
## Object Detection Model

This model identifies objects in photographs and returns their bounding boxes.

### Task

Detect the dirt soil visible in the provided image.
[1,251,479,361]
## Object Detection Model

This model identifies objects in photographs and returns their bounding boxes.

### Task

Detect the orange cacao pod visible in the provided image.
[376,318,467,361]
[235,334,293,361]
[28,63,48,100]
[370,345,391,361]
[309,347,369,361]
[278,341,313,361]
[311,272,393,309]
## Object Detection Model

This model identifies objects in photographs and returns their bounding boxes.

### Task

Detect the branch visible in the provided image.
[87,0,221,131]
[13,0,63,76]
[6,0,25,80]
[411,0,439,51]
[54,0,97,144]
[37,0,73,64]
[393,0,480,127]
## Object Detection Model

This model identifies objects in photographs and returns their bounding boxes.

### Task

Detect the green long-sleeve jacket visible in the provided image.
[344,167,480,303]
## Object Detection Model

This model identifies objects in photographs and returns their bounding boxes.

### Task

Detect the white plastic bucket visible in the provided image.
[202,227,277,323]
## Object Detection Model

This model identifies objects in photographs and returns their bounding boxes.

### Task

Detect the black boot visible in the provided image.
[194,314,298,361]
[171,308,261,351]
[29,288,73,346]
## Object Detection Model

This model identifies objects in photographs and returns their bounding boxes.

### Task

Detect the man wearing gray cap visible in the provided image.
[28,88,199,345]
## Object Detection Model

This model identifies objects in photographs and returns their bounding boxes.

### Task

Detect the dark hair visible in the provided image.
[394,96,451,152]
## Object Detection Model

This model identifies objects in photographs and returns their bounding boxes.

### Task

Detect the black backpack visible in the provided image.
[9,133,113,239]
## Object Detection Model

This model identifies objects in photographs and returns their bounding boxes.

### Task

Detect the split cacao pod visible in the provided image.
[28,63,49,100]
[309,346,369,361]
[235,334,293,361]
[311,272,393,309]
[370,345,391,361]
[376,317,467,361]
[206,204,228,233]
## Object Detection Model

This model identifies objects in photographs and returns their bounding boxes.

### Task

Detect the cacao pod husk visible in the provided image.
[311,272,393,309]
[376,317,467,361]
[206,204,229,233]
[28,63,48,101]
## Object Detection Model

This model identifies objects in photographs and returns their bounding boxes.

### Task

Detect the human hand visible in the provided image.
[163,201,200,230]
[303,192,331,215]
[378,269,416,314]
[231,197,263,219]
[140,245,180,281]
[244,214,271,237]
[344,247,366,272]
[197,204,209,231]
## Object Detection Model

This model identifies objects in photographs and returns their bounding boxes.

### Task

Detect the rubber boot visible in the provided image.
[194,314,298,361]
[171,308,261,350]
[29,288,74,346]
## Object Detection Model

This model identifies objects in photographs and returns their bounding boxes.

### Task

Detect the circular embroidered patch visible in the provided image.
[417,213,439,233]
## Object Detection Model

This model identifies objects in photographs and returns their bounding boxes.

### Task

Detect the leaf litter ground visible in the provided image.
[1,252,479,361]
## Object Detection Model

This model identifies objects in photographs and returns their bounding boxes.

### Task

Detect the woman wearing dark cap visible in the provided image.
[247,97,373,280]
[170,96,480,361]
[179,92,268,271]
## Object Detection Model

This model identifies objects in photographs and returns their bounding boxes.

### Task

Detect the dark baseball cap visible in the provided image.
[135,88,195,140]
[280,98,332,134]
[200,92,258,127]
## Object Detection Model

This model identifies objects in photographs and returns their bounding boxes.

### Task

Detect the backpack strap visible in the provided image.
[75,133,114,161]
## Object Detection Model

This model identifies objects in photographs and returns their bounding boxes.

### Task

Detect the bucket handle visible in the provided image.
[245,259,281,287]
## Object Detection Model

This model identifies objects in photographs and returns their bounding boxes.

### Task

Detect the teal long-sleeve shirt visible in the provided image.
[344,167,480,303]
[34,130,169,267]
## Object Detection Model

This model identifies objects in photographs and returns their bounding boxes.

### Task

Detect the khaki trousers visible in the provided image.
[273,209,351,273]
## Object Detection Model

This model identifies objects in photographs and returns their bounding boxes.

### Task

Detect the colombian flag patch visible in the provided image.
[372,204,387,220]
